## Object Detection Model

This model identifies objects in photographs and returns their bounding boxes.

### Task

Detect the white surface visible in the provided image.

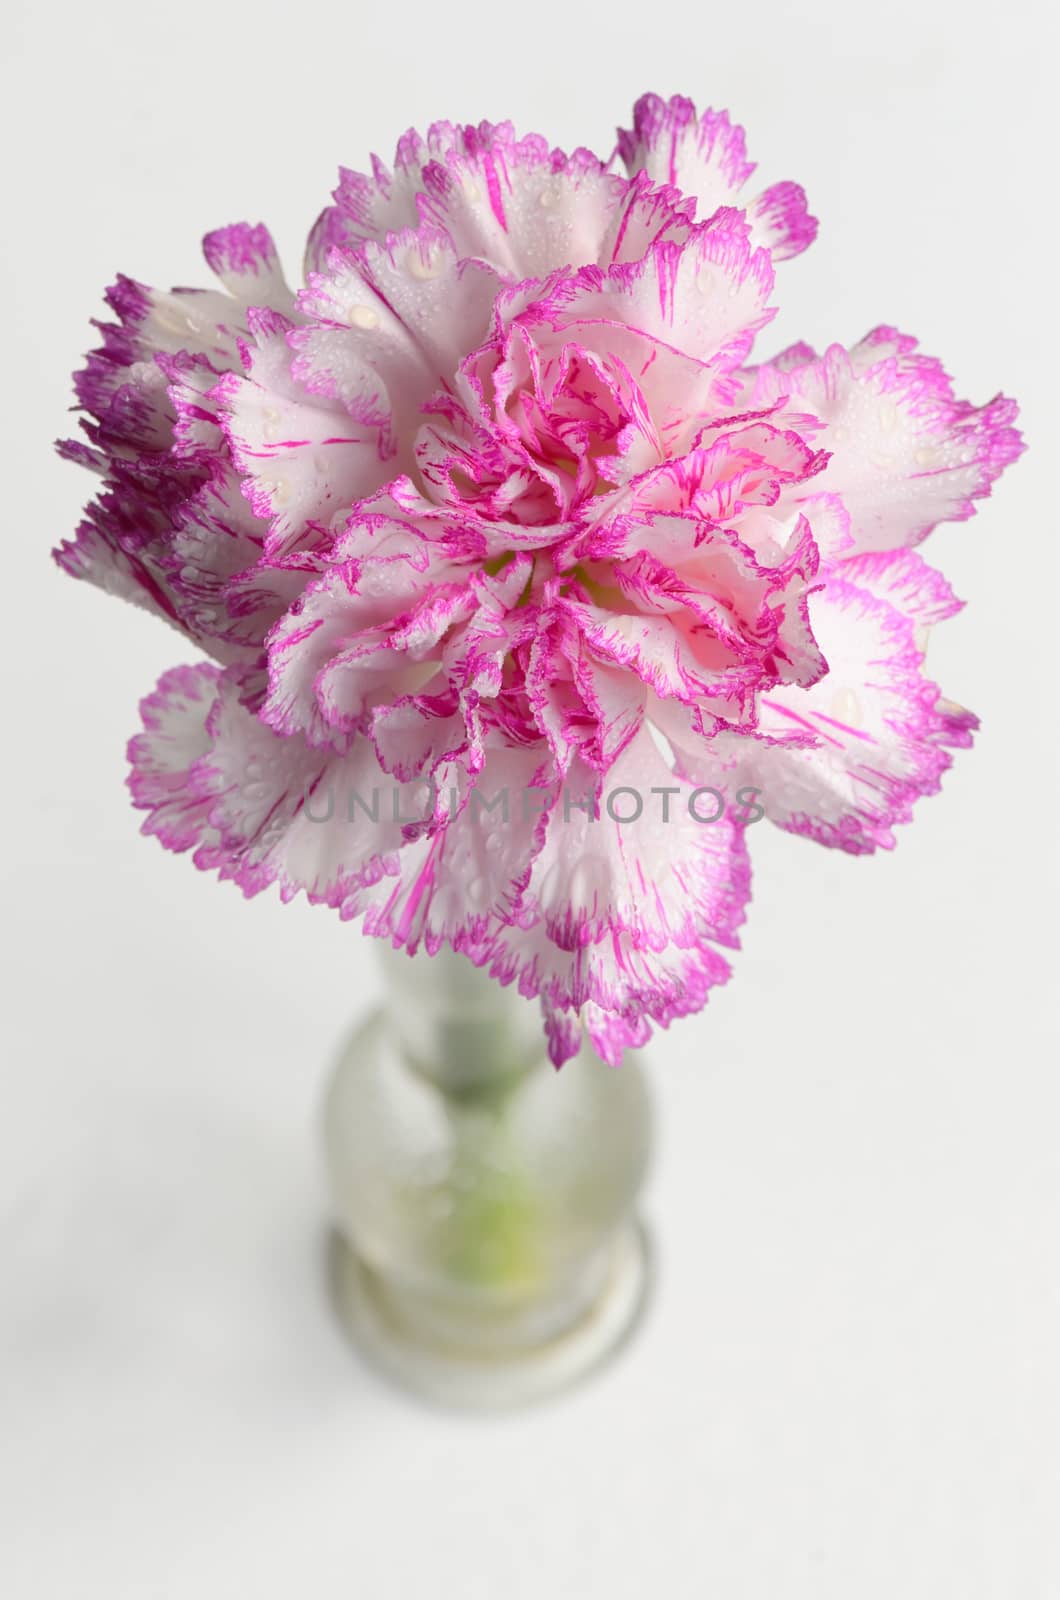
[2,1,1058,1594]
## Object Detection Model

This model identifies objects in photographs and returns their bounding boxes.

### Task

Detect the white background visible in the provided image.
[2,1,1058,1594]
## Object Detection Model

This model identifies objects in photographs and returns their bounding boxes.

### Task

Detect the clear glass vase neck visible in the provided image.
[375,941,545,1095]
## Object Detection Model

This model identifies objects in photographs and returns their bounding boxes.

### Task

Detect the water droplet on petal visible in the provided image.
[349,304,379,330]
[153,299,201,337]
[829,688,862,726]
[406,247,441,281]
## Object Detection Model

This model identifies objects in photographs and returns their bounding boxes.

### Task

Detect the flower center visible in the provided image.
[416,336,658,529]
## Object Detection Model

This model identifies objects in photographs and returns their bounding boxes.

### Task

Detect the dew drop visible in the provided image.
[153,300,198,337]
[348,304,379,331]
[406,247,441,281]
[129,360,162,388]
[830,688,862,726]
[465,875,489,908]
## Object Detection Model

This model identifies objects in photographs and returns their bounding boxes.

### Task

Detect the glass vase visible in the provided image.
[322,943,653,1408]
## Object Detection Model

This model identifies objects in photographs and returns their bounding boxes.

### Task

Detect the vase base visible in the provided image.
[326,1220,653,1411]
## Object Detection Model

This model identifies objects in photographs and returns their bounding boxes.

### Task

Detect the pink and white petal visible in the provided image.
[403,569,531,703]
[581,1004,652,1066]
[751,339,1023,551]
[747,182,817,261]
[737,575,977,852]
[419,136,626,279]
[569,646,646,770]
[561,595,740,709]
[311,122,623,282]
[550,223,775,394]
[138,288,248,370]
[296,246,446,428]
[202,223,295,313]
[158,351,232,463]
[133,667,417,906]
[597,172,696,267]
[74,353,179,468]
[418,122,621,279]
[466,733,753,1066]
[486,229,773,464]
[131,668,742,1068]
[616,94,755,215]
[834,546,963,628]
[847,325,923,370]
[511,733,750,954]
[263,541,454,743]
[725,340,821,412]
[55,511,181,626]
[357,742,553,953]
[928,699,979,750]
[279,320,397,437]
[792,492,853,562]
[624,423,828,527]
[127,663,223,851]
[354,229,503,385]
[311,142,429,257]
[763,339,820,374]
[165,499,274,657]
[520,617,595,775]
[207,719,394,901]
[214,309,394,558]
[369,687,482,783]
[483,920,740,1068]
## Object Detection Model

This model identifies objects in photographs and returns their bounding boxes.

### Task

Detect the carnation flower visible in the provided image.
[56,92,1022,1066]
